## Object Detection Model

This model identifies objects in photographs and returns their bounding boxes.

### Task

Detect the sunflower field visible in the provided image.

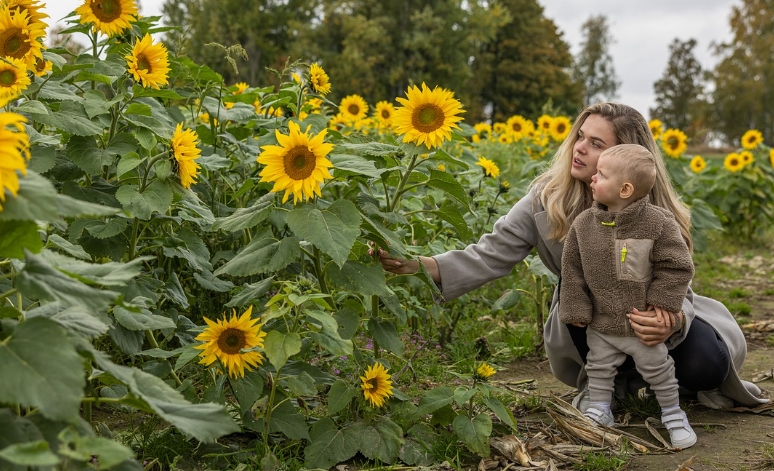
[1,1,774,470]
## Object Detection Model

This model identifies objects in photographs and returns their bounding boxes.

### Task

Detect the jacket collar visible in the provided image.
[590,195,649,227]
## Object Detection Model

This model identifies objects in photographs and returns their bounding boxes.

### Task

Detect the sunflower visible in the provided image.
[471,134,481,143]
[306,97,323,112]
[328,112,348,131]
[339,94,368,122]
[195,306,267,379]
[498,180,510,194]
[475,363,496,380]
[308,63,331,95]
[170,123,201,189]
[770,149,774,168]
[648,119,664,140]
[739,150,754,166]
[474,122,491,137]
[476,156,500,178]
[497,133,513,144]
[0,8,44,70]
[360,362,393,408]
[76,0,137,37]
[257,120,334,204]
[537,114,553,134]
[550,116,572,142]
[373,100,395,127]
[125,33,169,89]
[689,155,706,173]
[0,110,29,210]
[0,56,28,101]
[232,82,248,95]
[393,83,464,149]
[741,129,763,150]
[437,164,446,172]
[505,115,534,139]
[3,0,48,25]
[723,153,743,173]
[32,56,50,76]
[493,122,506,134]
[660,128,688,158]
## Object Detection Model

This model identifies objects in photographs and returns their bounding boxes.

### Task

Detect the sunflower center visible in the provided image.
[512,123,522,132]
[137,54,151,72]
[365,378,378,390]
[0,28,29,58]
[217,328,246,355]
[347,104,361,116]
[412,104,444,133]
[283,146,317,180]
[0,70,16,86]
[556,123,566,134]
[667,137,678,149]
[35,58,45,72]
[380,109,391,119]
[92,0,122,23]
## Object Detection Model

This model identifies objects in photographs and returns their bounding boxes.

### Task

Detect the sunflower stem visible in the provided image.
[145,330,184,387]
[0,288,18,303]
[371,295,380,358]
[388,153,418,212]
[263,368,282,450]
[140,152,168,193]
[310,246,334,309]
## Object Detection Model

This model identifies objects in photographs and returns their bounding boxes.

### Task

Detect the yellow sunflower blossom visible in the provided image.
[306,97,323,112]
[475,362,496,380]
[493,122,506,134]
[393,82,464,149]
[660,128,688,158]
[648,119,664,140]
[770,149,774,168]
[232,82,249,95]
[689,155,706,173]
[497,133,513,144]
[739,150,754,166]
[474,122,491,137]
[741,129,763,150]
[125,33,170,89]
[257,120,334,204]
[360,362,393,408]
[498,180,510,194]
[308,63,331,95]
[537,115,553,134]
[170,123,201,189]
[328,112,348,131]
[194,306,267,379]
[437,164,446,172]
[724,153,743,173]
[0,56,30,102]
[476,156,500,178]
[0,8,44,70]
[76,0,138,37]
[373,100,395,128]
[471,134,481,143]
[0,110,30,211]
[505,115,534,140]
[339,94,368,122]
[550,116,572,142]
[32,56,51,76]
[3,0,48,26]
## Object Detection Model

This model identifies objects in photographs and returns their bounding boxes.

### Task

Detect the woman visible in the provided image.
[373,102,768,409]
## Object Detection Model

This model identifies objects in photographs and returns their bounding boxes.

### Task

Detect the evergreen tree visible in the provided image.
[572,15,619,106]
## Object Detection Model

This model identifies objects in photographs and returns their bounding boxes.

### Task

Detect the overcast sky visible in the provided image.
[44,1,738,120]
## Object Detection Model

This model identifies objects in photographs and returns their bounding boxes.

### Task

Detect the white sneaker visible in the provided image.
[697,388,734,410]
[585,406,615,427]
[661,410,697,449]
[572,384,590,413]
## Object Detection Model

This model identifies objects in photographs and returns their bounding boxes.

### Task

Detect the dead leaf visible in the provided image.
[673,454,695,470]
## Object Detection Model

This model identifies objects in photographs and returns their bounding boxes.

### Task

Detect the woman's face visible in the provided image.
[570,114,617,184]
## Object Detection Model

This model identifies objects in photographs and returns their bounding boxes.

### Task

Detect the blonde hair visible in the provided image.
[601,144,656,200]
[532,103,692,250]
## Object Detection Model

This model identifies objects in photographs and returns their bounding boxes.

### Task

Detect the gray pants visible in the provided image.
[586,328,679,409]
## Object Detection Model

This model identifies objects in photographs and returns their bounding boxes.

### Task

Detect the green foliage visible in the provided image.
[572,15,620,106]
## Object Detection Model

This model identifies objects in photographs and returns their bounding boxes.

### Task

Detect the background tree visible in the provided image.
[571,14,619,106]
[711,0,774,145]
[650,38,708,140]
[473,0,583,122]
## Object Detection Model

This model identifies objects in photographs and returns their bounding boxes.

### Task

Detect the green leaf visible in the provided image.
[229,370,264,414]
[307,310,353,356]
[41,250,146,286]
[360,216,409,257]
[330,153,386,178]
[270,408,310,441]
[57,193,120,218]
[117,153,144,177]
[36,82,84,102]
[27,145,56,174]
[0,441,60,466]
[431,200,472,240]
[0,221,42,258]
[0,318,85,421]
[82,89,123,118]
[113,306,176,331]
[284,371,317,397]
[225,277,274,308]
[27,303,110,338]
[426,169,470,209]
[326,380,357,416]
[286,200,361,268]
[304,418,358,469]
[367,318,404,357]
[15,100,49,115]
[482,397,517,431]
[0,172,58,222]
[452,413,491,456]
[491,289,521,312]
[132,85,183,100]
[356,417,404,464]
[46,234,90,260]
[214,234,299,277]
[125,103,152,116]
[453,386,477,407]
[325,261,390,296]
[66,136,115,175]
[414,386,454,417]
[333,307,360,340]
[211,195,274,232]
[263,330,301,370]
[115,180,172,220]
[28,101,103,136]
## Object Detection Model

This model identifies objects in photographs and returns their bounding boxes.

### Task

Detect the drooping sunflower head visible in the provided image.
[505,115,533,139]
[32,55,50,76]
[360,362,393,408]
[194,305,267,379]
[393,83,464,149]
[648,119,664,140]
[498,180,510,194]
[550,116,572,142]
[257,120,334,204]
[373,100,395,128]
[475,362,496,380]
[306,97,323,112]
[232,82,249,95]
[339,94,368,122]
[474,122,491,138]
[741,129,763,150]
[170,123,202,189]
[739,150,754,166]
[0,8,44,69]
[689,155,706,173]
[125,33,170,89]
[308,63,331,95]
[537,114,553,134]
[76,0,138,37]
[723,153,743,173]
[0,110,29,210]
[660,128,688,158]
[476,156,500,178]
[0,56,30,101]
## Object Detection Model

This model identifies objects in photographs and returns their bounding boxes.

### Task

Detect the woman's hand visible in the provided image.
[367,246,441,282]
[627,307,678,346]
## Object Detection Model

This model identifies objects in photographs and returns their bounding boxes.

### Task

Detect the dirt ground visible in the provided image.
[496,253,774,471]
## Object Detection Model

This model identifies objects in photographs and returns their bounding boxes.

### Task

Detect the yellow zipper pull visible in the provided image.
[621,244,628,262]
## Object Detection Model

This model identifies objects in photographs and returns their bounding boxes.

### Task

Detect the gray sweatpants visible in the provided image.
[586,328,679,409]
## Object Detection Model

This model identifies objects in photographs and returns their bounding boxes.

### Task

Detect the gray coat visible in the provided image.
[433,187,767,406]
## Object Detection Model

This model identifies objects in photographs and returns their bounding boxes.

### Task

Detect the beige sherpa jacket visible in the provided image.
[559,196,694,336]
